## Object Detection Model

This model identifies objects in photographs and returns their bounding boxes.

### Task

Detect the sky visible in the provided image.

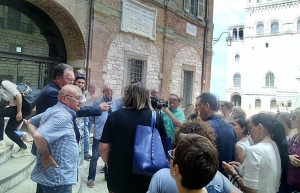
[210,0,245,100]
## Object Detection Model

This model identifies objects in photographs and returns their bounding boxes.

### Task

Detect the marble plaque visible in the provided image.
[186,22,197,37]
[121,0,157,40]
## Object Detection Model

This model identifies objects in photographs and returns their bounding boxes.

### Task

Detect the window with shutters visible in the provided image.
[256,23,264,35]
[233,73,241,87]
[184,0,205,20]
[265,72,274,87]
[255,99,261,110]
[182,70,194,107]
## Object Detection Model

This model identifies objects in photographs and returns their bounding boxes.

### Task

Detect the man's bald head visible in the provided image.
[58,85,81,101]
[58,85,82,112]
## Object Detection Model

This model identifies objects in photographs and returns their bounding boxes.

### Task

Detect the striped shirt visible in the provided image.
[30,102,78,186]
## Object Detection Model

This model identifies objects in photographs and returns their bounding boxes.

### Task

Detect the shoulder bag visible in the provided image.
[132,110,171,177]
[16,83,41,110]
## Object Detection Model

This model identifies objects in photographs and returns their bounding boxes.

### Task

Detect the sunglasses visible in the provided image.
[168,150,175,162]
[76,74,86,80]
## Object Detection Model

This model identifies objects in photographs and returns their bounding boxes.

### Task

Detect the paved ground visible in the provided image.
[80,158,108,193]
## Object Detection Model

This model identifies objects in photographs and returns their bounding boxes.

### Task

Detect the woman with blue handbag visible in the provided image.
[0,78,31,157]
[100,82,168,193]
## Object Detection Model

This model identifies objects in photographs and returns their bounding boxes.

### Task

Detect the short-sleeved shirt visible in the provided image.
[0,80,20,102]
[240,138,281,192]
[160,107,185,140]
[30,102,78,186]
[100,108,167,193]
[147,168,232,193]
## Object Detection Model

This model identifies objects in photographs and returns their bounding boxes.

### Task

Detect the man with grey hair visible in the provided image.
[24,85,83,193]
[32,63,111,193]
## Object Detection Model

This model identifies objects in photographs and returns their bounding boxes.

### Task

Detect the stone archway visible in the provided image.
[27,0,87,66]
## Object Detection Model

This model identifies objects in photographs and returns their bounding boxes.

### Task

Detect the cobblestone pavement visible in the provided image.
[80,159,108,193]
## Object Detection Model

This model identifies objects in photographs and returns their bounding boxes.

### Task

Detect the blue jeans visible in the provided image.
[84,117,92,156]
[87,137,100,181]
[41,185,72,193]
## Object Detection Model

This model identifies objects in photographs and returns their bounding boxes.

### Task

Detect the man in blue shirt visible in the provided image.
[87,84,120,188]
[24,85,83,193]
[197,93,237,177]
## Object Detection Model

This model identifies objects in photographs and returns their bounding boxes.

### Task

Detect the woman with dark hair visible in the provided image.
[147,120,242,193]
[170,134,220,193]
[0,78,31,157]
[99,82,167,193]
[231,116,250,164]
[223,113,289,193]
[276,112,297,142]
[287,109,300,192]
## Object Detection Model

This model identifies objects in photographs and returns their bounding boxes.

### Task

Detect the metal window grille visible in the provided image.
[256,24,264,35]
[3,8,32,34]
[129,59,144,84]
[255,99,261,110]
[271,22,279,34]
[233,74,241,87]
[235,55,240,63]
[265,72,274,87]
[182,70,193,107]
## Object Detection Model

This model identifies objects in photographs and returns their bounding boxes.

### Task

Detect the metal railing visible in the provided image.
[0,17,32,34]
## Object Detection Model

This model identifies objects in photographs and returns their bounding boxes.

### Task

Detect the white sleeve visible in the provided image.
[242,146,262,190]
[1,81,20,97]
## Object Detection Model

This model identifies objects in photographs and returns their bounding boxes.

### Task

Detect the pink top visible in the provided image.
[288,133,300,188]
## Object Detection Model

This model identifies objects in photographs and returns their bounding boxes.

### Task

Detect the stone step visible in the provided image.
[5,173,82,193]
[0,155,35,193]
[0,145,13,165]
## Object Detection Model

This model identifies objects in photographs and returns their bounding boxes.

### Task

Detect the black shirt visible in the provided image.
[100,108,167,193]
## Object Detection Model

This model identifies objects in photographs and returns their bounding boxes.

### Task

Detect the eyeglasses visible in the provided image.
[291,115,298,121]
[65,95,82,101]
[63,77,74,84]
[169,98,178,101]
[168,150,175,162]
[247,125,255,131]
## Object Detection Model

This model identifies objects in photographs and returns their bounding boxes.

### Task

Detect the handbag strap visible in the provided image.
[151,111,156,163]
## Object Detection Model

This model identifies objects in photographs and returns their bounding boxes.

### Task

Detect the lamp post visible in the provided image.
[213,32,232,46]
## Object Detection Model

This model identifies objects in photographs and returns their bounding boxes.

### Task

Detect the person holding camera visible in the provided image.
[160,94,185,142]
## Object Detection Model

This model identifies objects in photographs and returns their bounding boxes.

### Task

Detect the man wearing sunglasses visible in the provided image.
[160,94,185,142]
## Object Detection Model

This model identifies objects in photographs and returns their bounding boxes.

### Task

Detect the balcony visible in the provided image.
[0,17,32,34]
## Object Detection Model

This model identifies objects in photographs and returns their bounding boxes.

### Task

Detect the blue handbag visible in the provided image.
[132,111,171,177]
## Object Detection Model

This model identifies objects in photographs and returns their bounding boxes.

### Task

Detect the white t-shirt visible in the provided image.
[240,138,281,193]
[236,138,251,153]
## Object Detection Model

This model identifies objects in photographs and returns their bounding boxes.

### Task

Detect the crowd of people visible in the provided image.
[0,62,300,193]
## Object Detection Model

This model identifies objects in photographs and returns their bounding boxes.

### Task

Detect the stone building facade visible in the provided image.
[226,0,300,114]
[0,0,214,106]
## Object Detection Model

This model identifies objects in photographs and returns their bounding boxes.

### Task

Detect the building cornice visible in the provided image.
[245,0,300,13]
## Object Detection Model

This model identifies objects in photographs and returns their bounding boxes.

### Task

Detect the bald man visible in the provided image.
[24,85,83,193]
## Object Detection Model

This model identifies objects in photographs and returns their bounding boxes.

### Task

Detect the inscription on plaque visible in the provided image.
[121,0,157,40]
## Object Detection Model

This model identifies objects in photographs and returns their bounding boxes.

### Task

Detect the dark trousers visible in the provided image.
[0,106,31,149]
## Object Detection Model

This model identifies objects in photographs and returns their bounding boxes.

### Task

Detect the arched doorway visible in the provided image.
[0,0,86,88]
[231,94,241,107]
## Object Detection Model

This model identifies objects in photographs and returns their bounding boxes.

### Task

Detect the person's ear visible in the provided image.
[173,164,180,177]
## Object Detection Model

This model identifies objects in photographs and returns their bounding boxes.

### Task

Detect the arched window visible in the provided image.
[239,28,244,40]
[233,74,241,87]
[271,22,279,34]
[266,72,274,87]
[270,100,277,110]
[255,99,261,110]
[235,54,240,63]
[233,28,237,40]
[256,24,264,35]
[298,20,300,33]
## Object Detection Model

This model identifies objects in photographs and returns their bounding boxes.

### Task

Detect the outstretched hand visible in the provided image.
[100,102,112,112]
[42,154,59,169]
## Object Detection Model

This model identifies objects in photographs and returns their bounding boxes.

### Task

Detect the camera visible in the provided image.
[150,96,168,109]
